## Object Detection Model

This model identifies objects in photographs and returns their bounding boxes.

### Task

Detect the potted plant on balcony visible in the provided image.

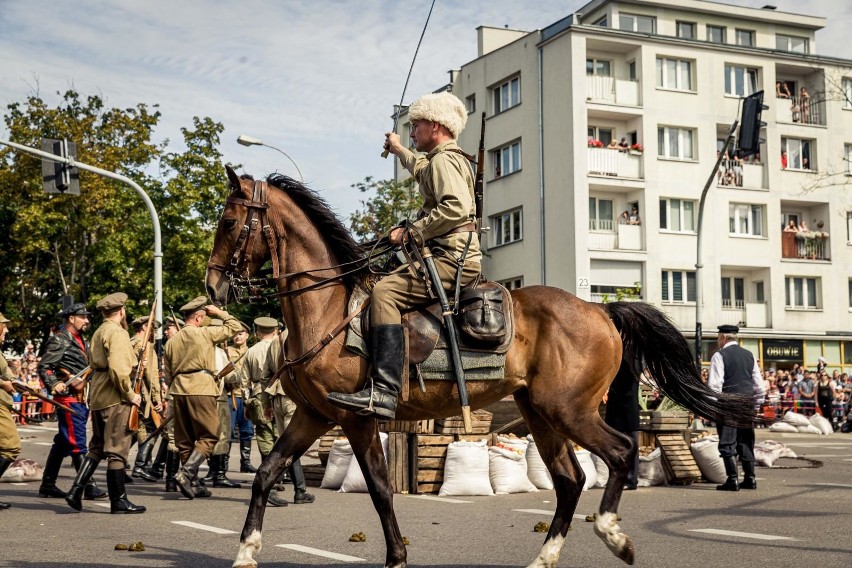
[588,139,604,148]
[629,143,644,155]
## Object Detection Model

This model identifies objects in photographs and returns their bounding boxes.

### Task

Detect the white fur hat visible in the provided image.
[408,92,467,139]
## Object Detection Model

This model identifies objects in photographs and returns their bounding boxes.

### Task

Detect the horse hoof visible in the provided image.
[616,536,635,565]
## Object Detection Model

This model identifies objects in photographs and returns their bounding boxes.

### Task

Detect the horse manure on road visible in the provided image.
[349,532,366,542]
[114,544,128,551]
[533,522,550,533]
[402,537,410,545]
[115,542,145,551]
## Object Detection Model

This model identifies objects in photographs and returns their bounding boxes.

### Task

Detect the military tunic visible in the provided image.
[226,343,253,445]
[264,330,296,434]
[0,356,22,461]
[239,337,277,456]
[87,319,138,469]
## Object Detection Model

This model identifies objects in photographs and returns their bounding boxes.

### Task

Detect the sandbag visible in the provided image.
[525,436,553,490]
[769,422,798,433]
[754,440,785,467]
[690,436,726,484]
[339,432,389,493]
[0,458,42,483]
[781,411,810,427]
[489,443,538,494]
[439,440,493,496]
[809,414,834,436]
[591,454,609,488]
[638,448,666,487]
[796,423,822,435]
[575,449,598,491]
[320,438,353,490]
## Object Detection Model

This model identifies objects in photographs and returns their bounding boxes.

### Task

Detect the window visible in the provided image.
[492,209,522,246]
[676,21,696,39]
[658,126,695,160]
[842,78,852,109]
[846,144,852,175]
[785,276,820,310]
[755,281,765,303]
[493,76,520,114]
[776,34,809,54]
[849,279,852,309]
[662,270,696,303]
[588,126,613,146]
[491,141,521,177]
[724,64,759,96]
[736,29,755,47]
[586,58,612,77]
[847,211,852,243]
[593,15,608,27]
[619,13,656,33]
[465,94,476,114]
[721,277,745,309]
[589,197,614,231]
[729,203,765,237]
[781,137,813,171]
[707,25,726,43]
[628,61,637,81]
[659,198,696,232]
[656,57,693,91]
[499,277,524,290]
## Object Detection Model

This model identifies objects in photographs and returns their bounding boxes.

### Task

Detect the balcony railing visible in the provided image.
[776,95,824,126]
[781,231,830,261]
[588,223,643,251]
[663,302,769,329]
[587,147,643,178]
[586,75,641,106]
[717,159,765,189]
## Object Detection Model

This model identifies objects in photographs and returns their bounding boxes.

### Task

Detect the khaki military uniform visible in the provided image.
[130,334,161,442]
[164,313,241,462]
[210,344,234,456]
[0,356,22,461]
[87,320,138,470]
[264,330,296,435]
[374,140,481,325]
[239,337,277,456]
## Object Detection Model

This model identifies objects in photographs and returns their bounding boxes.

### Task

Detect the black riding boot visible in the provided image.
[132,439,157,482]
[145,438,168,480]
[716,456,740,491]
[165,450,180,492]
[740,460,757,489]
[38,446,67,498]
[213,454,242,488]
[106,468,146,514]
[0,456,12,509]
[65,456,100,511]
[72,453,107,500]
[174,450,207,500]
[239,439,257,473]
[291,459,315,504]
[327,324,404,419]
[202,456,216,483]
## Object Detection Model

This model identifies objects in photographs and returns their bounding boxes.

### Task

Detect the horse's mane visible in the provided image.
[264,173,365,269]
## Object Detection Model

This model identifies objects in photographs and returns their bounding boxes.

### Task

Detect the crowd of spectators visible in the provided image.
[3,343,56,422]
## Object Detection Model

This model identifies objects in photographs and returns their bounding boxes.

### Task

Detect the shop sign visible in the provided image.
[762,339,803,361]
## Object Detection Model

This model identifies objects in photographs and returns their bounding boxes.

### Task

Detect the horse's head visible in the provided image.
[206,165,277,306]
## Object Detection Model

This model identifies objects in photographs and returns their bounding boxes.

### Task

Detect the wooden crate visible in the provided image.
[379,420,434,434]
[317,426,345,467]
[639,411,690,431]
[302,464,326,488]
[435,409,493,434]
[655,432,701,485]
[387,432,410,494]
[409,433,495,494]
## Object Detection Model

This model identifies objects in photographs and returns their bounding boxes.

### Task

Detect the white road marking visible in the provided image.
[782,442,852,447]
[276,544,364,562]
[814,483,852,489]
[512,508,587,520]
[16,427,51,433]
[799,454,851,458]
[11,482,28,486]
[33,442,53,446]
[94,502,111,509]
[172,521,238,534]
[407,495,471,504]
[690,529,795,541]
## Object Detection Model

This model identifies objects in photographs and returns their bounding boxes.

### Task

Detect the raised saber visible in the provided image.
[381,0,437,158]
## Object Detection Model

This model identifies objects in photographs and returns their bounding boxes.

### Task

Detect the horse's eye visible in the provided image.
[222,218,237,229]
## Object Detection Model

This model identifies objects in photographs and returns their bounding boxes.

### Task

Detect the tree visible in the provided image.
[349,176,422,240]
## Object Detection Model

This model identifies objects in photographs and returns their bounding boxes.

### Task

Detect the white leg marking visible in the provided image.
[526,534,565,568]
[593,511,629,557]
[233,530,262,568]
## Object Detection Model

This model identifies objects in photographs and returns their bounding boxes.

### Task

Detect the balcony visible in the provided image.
[586,75,640,106]
[776,95,825,126]
[663,302,769,330]
[588,147,643,179]
[716,159,765,190]
[781,231,830,261]
[588,222,644,251]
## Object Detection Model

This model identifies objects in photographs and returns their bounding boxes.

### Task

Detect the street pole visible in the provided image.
[694,120,738,370]
[0,138,164,338]
[236,135,304,183]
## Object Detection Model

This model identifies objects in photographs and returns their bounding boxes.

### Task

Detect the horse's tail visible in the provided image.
[603,301,756,427]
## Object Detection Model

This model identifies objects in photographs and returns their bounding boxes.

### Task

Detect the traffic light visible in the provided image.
[41,138,80,195]
[737,91,768,158]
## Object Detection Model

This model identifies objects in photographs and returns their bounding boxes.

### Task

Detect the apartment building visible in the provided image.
[392,0,852,370]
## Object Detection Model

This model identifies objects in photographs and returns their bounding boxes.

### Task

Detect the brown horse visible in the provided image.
[206,166,754,568]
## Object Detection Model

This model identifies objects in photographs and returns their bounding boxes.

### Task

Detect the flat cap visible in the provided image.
[164,316,184,328]
[180,296,208,314]
[96,292,128,312]
[717,324,739,334]
[0,312,9,324]
[61,302,92,318]
[254,316,279,331]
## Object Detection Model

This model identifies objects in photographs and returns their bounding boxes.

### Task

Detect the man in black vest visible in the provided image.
[707,325,765,491]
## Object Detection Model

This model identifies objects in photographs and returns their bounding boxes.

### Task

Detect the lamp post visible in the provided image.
[236,135,304,183]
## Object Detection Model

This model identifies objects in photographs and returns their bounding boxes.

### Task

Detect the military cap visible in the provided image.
[0,312,9,324]
[717,324,739,334]
[61,302,92,318]
[254,316,279,331]
[238,321,251,333]
[164,316,184,328]
[96,292,128,312]
[131,316,161,330]
[180,296,208,314]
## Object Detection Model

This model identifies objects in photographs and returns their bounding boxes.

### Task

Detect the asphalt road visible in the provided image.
[1,426,850,568]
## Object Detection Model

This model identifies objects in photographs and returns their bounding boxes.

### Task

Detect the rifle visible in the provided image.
[140,406,172,445]
[62,366,92,392]
[129,299,158,432]
[1,397,43,423]
[12,381,81,416]
[474,111,486,235]
[215,348,250,386]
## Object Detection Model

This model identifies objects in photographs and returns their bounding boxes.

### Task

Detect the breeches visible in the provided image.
[716,424,755,462]
[0,401,21,460]
[212,398,233,455]
[371,257,480,325]
[88,404,134,469]
[271,395,297,435]
[172,395,220,463]
[53,401,90,455]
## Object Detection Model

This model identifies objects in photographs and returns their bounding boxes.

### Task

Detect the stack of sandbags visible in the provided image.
[638,447,666,487]
[525,435,553,490]
[320,438,354,490]
[439,439,493,496]
[690,435,726,484]
[776,411,821,434]
[0,458,42,482]
[339,432,389,493]
[809,413,834,435]
[574,448,598,491]
[489,437,538,494]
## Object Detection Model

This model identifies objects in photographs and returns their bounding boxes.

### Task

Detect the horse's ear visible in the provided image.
[225,164,242,192]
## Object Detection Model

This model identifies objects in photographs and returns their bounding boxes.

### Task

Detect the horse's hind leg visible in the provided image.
[234,409,329,568]
[514,389,585,568]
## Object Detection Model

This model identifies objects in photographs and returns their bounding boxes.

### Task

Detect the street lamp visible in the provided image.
[236,134,304,183]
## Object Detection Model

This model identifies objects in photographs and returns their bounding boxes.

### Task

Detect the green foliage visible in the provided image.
[599,281,643,304]
[349,176,422,240]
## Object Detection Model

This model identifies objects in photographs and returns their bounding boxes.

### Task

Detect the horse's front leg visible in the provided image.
[344,418,407,568]
[234,409,329,568]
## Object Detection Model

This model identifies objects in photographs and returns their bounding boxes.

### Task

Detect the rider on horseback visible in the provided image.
[327,92,481,420]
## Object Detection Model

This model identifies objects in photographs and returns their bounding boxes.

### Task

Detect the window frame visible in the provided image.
[659,197,696,233]
[588,126,614,146]
[619,13,656,33]
[676,21,696,39]
[728,203,766,237]
[784,276,821,310]
[586,58,613,77]
[492,76,521,115]
[499,276,524,290]
[661,270,697,304]
[491,140,522,178]
[589,197,615,232]
[776,34,809,54]
[465,94,476,114]
[724,64,759,97]
[721,276,745,309]
[781,137,814,171]
[491,208,523,247]
[847,211,852,244]
[735,29,755,47]
[657,126,696,160]
[707,24,727,44]
[841,78,852,110]
[656,56,694,92]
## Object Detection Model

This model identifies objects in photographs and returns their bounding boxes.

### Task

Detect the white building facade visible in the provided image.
[393,0,852,371]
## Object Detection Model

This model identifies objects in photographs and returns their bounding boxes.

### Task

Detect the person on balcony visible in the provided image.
[783,220,799,233]
[618,137,630,151]
[781,149,788,169]
[618,211,630,225]
[800,87,810,123]
[776,81,791,98]
[628,206,641,225]
[607,139,620,150]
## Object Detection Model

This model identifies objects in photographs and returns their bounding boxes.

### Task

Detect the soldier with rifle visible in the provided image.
[0,312,23,509]
[65,292,146,514]
[128,312,164,481]
[328,91,481,421]
[228,322,256,474]
[37,302,107,500]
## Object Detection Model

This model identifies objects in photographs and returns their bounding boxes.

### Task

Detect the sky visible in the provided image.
[1,0,851,221]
